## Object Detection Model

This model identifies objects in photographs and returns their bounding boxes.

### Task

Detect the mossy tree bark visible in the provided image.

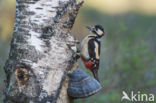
[3,0,83,103]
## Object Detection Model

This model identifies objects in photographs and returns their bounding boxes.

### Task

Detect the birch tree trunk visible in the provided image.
[3,0,83,103]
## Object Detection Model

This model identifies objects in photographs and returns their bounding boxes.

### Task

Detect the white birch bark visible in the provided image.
[3,0,83,103]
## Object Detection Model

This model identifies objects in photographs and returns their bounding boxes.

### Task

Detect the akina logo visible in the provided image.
[121,91,155,102]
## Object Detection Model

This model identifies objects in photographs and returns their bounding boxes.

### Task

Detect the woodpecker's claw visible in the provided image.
[68,71,72,77]
[75,53,80,60]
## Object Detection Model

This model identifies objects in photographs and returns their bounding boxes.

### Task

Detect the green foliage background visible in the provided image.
[0,0,156,103]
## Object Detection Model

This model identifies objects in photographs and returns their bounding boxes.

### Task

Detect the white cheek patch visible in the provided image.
[97,29,103,36]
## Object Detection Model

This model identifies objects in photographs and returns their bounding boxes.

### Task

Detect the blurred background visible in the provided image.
[0,0,156,103]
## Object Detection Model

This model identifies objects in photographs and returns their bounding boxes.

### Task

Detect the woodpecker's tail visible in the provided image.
[92,69,100,82]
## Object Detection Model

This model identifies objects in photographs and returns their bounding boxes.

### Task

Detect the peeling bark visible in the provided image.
[3,0,83,103]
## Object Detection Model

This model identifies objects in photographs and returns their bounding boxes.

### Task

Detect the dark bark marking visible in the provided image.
[24,11,35,15]
[48,10,55,12]
[35,7,43,10]
[15,68,29,85]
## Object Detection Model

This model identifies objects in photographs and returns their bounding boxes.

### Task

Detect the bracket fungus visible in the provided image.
[67,69,102,98]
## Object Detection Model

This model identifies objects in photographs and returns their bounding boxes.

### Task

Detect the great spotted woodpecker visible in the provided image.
[80,25,105,81]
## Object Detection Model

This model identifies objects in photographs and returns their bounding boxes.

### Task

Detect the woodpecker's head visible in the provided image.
[86,25,105,38]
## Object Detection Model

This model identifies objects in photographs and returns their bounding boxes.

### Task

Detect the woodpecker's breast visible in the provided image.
[80,35,92,60]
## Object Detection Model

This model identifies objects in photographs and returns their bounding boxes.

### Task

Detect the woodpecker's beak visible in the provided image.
[86,26,94,32]
[92,69,100,82]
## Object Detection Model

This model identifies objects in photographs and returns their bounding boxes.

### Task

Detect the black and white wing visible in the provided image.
[88,38,101,70]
